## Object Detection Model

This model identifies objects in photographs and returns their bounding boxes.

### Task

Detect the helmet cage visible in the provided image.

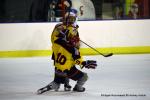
[63,12,77,25]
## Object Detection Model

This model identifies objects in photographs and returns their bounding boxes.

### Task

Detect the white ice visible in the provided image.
[0,54,150,100]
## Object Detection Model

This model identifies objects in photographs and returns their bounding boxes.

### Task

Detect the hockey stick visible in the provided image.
[80,40,113,57]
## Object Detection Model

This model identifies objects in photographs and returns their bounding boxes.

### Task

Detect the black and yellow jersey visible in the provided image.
[51,23,79,62]
[50,23,81,71]
[52,39,83,71]
[51,23,79,44]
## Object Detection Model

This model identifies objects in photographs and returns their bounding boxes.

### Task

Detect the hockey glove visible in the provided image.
[82,60,97,69]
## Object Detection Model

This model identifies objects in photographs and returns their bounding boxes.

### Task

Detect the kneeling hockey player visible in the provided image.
[50,9,79,91]
[37,9,79,94]
[37,9,97,94]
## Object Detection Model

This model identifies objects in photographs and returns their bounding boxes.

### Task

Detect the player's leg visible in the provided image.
[73,72,88,92]
[37,81,60,94]
[64,77,72,91]
[55,69,72,91]
[67,66,88,92]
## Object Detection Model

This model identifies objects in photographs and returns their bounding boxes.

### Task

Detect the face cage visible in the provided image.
[65,16,76,25]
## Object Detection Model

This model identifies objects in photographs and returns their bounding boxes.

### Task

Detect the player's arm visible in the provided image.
[54,37,75,53]
[54,30,97,69]
[73,51,97,69]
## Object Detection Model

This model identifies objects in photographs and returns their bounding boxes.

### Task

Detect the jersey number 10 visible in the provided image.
[56,53,66,65]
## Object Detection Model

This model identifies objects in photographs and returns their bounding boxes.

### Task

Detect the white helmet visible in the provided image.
[63,9,78,25]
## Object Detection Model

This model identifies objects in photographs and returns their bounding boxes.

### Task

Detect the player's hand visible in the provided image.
[82,60,97,69]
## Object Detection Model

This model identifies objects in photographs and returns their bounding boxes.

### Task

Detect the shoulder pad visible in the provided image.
[55,23,63,28]
[55,23,64,31]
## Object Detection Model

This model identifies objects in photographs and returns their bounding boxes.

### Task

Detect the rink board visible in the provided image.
[0,20,150,57]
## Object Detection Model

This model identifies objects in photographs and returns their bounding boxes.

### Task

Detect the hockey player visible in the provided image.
[37,9,97,94]
[50,9,79,91]
[37,9,79,94]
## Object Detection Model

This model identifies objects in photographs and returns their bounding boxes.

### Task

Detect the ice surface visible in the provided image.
[0,54,150,100]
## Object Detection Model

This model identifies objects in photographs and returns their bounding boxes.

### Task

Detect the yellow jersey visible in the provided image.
[51,23,79,44]
[52,41,83,71]
[50,23,82,71]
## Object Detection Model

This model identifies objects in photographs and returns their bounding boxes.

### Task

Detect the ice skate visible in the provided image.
[37,85,52,94]
[64,83,72,91]
[73,85,85,92]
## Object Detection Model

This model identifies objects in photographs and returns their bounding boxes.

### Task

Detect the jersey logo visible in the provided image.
[75,60,80,65]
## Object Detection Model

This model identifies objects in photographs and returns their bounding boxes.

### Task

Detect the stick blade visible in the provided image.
[104,53,113,57]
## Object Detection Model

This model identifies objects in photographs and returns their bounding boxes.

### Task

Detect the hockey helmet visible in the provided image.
[63,9,78,25]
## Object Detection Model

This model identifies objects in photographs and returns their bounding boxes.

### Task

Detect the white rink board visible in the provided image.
[0,20,150,51]
[78,20,150,47]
